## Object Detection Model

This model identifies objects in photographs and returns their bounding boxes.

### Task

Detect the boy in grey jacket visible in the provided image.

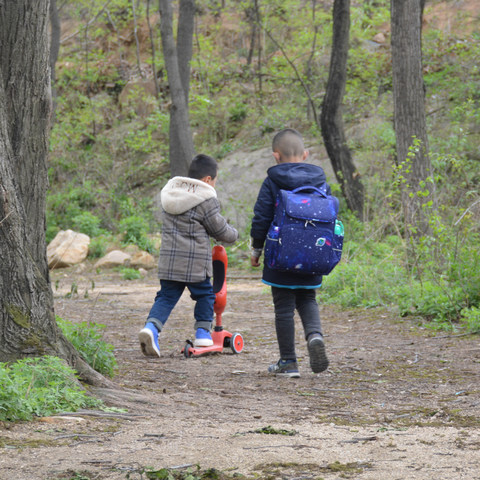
[139,154,238,357]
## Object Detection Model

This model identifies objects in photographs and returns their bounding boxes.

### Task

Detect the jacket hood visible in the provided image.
[267,163,328,191]
[161,176,217,215]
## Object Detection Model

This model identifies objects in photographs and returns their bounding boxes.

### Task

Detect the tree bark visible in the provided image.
[49,0,61,112]
[391,0,434,238]
[147,0,161,99]
[0,0,113,388]
[320,0,364,219]
[159,0,196,177]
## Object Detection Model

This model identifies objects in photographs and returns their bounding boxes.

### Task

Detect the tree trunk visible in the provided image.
[320,0,364,219]
[49,0,61,112]
[0,0,113,388]
[159,0,196,177]
[391,0,434,239]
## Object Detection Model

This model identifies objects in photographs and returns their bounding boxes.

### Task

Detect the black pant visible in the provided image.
[271,287,323,361]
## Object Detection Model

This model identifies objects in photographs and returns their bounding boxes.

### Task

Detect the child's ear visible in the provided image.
[302,149,309,161]
[273,151,281,164]
[201,175,217,187]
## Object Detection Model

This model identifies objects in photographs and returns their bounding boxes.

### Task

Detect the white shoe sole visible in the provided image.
[138,328,160,357]
[193,338,214,347]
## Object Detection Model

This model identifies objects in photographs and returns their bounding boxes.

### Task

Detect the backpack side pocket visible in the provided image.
[331,219,344,270]
[264,224,280,269]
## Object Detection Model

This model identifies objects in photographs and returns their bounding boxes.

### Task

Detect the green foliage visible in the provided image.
[0,356,101,422]
[461,307,480,334]
[132,465,237,480]
[46,180,107,242]
[72,211,105,237]
[46,0,479,336]
[322,234,408,309]
[253,425,297,436]
[120,267,142,280]
[120,215,149,243]
[57,316,117,377]
[88,233,115,258]
[324,173,480,331]
[119,215,155,252]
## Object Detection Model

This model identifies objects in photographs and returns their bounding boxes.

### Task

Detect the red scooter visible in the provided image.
[182,245,244,357]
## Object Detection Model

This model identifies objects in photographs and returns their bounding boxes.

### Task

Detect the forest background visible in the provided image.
[46,0,480,334]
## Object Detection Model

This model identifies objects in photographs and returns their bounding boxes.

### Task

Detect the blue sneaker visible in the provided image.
[268,359,300,378]
[138,322,160,357]
[194,328,213,347]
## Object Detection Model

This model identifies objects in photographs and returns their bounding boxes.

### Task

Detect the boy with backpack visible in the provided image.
[139,154,238,358]
[250,128,333,377]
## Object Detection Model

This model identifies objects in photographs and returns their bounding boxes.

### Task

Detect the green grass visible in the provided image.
[0,356,102,422]
[57,316,117,377]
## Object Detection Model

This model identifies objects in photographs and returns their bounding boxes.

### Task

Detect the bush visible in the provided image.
[120,267,142,280]
[323,199,480,331]
[321,235,408,309]
[0,356,101,422]
[72,211,104,237]
[119,215,149,245]
[88,233,114,258]
[57,316,117,377]
[119,215,155,253]
[461,307,480,334]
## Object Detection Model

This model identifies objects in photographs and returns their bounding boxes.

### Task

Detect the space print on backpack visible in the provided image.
[264,185,344,276]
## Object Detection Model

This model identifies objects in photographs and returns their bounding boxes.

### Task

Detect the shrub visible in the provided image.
[119,215,156,253]
[57,316,117,377]
[119,215,149,245]
[0,356,101,422]
[72,211,104,237]
[88,233,114,258]
[120,267,142,280]
[461,307,480,334]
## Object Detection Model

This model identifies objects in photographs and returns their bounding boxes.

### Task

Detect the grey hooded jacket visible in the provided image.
[157,176,238,283]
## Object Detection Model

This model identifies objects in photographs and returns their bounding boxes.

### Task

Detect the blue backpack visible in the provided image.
[264,186,344,275]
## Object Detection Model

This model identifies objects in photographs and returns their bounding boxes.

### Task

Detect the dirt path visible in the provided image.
[1,268,479,480]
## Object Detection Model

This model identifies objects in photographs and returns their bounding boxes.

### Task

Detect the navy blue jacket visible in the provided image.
[251,162,331,288]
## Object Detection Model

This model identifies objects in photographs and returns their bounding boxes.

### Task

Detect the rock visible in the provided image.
[47,230,90,269]
[129,251,156,270]
[94,250,131,269]
[372,32,386,44]
[215,145,334,234]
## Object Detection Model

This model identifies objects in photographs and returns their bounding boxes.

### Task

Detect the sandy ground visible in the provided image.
[1,267,479,480]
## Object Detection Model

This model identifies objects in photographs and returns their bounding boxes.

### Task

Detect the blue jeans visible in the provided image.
[147,278,215,333]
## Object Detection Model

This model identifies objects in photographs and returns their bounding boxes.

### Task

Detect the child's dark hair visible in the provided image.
[272,128,305,158]
[188,154,218,180]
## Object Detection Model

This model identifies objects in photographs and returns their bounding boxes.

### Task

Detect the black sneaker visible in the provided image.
[308,335,329,373]
[268,359,300,378]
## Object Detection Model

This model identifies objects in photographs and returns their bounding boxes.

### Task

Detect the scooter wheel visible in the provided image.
[183,342,193,358]
[230,333,244,354]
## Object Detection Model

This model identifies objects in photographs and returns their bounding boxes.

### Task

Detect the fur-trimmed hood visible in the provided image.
[160,176,217,215]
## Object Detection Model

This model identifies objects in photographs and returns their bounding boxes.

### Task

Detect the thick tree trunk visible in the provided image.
[391,0,434,238]
[0,1,113,388]
[159,0,195,177]
[320,0,364,219]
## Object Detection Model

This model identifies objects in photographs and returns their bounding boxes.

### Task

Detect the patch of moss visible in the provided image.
[5,304,30,329]
[253,461,372,479]
[0,435,66,449]
[253,425,297,436]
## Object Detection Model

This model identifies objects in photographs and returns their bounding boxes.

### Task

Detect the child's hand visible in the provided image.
[250,256,261,267]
